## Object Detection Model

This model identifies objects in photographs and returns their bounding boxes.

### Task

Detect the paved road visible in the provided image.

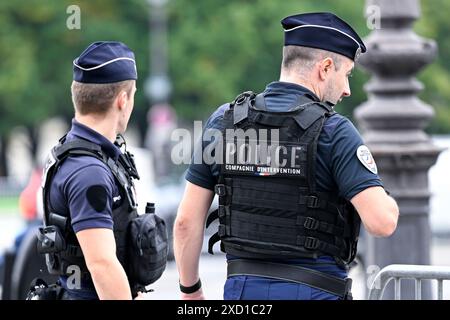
[144,239,450,300]
[1,215,449,300]
[0,215,24,252]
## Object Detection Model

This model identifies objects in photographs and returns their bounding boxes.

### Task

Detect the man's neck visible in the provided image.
[75,113,118,143]
[279,73,322,100]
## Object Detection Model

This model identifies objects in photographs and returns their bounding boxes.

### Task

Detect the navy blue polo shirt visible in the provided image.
[186,81,383,200]
[185,82,384,275]
[49,119,122,299]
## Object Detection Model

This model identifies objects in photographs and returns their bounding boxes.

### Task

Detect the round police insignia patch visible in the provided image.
[356,145,378,174]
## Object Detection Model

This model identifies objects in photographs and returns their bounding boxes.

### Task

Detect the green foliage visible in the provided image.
[0,0,449,137]
[167,0,450,133]
[416,0,450,133]
[0,0,150,135]
[167,0,369,121]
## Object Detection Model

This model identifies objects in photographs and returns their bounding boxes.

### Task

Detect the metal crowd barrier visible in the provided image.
[368,264,450,300]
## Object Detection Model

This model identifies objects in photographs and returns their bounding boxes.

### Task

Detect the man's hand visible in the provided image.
[181,288,205,300]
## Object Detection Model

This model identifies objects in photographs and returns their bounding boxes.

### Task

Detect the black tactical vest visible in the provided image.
[38,135,166,294]
[206,91,361,267]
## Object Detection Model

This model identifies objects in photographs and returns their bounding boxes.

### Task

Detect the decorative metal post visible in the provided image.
[144,0,176,181]
[355,0,442,299]
[145,0,171,104]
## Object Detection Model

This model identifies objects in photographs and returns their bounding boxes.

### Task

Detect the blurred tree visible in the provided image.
[0,0,448,176]
[416,0,450,133]
[0,0,150,175]
[168,0,369,122]
[167,0,450,135]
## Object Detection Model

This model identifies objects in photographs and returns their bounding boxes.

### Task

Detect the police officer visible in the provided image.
[174,12,399,300]
[37,41,141,300]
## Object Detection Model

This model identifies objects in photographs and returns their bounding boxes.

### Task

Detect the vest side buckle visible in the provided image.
[306,196,319,208]
[215,184,226,196]
[304,237,319,250]
[304,217,319,230]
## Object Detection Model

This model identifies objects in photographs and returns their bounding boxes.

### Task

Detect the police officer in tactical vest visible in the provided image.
[174,12,399,300]
[31,41,168,300]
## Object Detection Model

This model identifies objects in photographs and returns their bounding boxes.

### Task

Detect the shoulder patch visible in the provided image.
[356,145,378,174]
[86,185,108,212]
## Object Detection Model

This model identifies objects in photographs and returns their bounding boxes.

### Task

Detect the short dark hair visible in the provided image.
[282,45,343,72]
[71,80,134,115]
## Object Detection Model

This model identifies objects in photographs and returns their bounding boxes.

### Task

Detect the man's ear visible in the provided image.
[117,90,128,110]
[318,57,333,81]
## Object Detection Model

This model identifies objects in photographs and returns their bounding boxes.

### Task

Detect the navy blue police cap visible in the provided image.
[73,41,137,83]
[281,12,366,61]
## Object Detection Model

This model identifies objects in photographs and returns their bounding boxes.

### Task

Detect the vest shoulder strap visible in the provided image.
[230,90,334,130]
[294,103,329,130]
[42,138,110,223]
[291,94,334,130]
[232,91,256,125]
[53,138,104,161]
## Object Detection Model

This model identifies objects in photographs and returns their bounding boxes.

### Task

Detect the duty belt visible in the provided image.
[227,259,353,300]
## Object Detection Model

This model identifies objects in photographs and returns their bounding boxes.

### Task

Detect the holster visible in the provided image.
[26,278,65,300]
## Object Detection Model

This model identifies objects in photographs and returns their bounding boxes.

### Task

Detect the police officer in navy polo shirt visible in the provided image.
[174,12,400,300]
[37,41,141,300]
